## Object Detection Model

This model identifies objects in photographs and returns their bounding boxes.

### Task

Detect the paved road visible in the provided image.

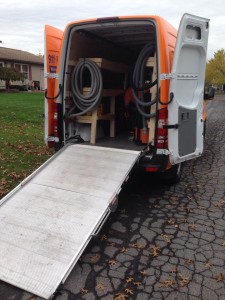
[1,95,225,300]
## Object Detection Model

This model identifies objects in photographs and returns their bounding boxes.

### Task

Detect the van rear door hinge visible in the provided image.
[47,136,59,142]
[156,149,170,155]
[163,124,179,129]
[44,72,59,79]
[160,73,176,80]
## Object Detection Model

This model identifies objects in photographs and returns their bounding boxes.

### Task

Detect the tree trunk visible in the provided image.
[5,80,10,91]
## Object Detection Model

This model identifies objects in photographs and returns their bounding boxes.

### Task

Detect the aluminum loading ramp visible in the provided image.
[0,144,140,299]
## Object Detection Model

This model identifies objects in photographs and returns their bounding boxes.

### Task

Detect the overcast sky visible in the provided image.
[0,0,224,59]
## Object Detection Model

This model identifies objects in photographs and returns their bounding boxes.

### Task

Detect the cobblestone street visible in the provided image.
[1,95,225,300]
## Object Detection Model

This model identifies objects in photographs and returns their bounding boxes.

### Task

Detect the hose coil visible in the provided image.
[68,59,103,117]
[131,43,157,118]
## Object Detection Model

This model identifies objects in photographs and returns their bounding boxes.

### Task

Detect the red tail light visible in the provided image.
[156,108,168,149]
[145,167,159,172]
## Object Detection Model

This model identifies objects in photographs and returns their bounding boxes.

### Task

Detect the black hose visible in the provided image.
[68,59,103,117]
[131,43,157,118]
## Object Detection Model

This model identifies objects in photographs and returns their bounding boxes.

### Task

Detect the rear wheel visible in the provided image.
[161,163,182,184]
[203,119,206,139]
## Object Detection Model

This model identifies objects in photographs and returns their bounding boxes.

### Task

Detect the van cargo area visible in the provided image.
[62,19,158,151]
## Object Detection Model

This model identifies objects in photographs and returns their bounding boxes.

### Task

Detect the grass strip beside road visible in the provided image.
[0,92,53,199]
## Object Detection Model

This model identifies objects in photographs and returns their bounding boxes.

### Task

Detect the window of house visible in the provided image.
[15,63,21,71]
[0,62,4,68]
[14,63,29,79]
[22,64,28,79]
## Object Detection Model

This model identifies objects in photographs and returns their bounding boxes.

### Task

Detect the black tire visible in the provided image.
[203,120,206,139]
[161,163,182,184]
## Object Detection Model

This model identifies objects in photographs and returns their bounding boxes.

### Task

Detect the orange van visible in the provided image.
[45,14,209,183]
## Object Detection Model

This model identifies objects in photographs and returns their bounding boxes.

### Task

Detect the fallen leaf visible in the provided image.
[204,261,211,268]
[90,254,100,262]
[165,205,172,209]
[140,270,148,276]
[137,243,146,249]
[215,273,225,282]
[150,245,161,257]
[217,200,225,207]
[108,259,118,266]
[184,259,193,265]
[130,243,138,248]
[167,219,178,227]
[158,278,176,288]
[126,277,134,283]
[107,242,116,247]
[185,207,193,213]
[153,205,160,208]
[161,234,171,244]
[80,288,88,294]
[180,218,188,223]
[96,283,105,290]
[169,268,177,274]
[125,288,134,295]
[101,234,108,241]
[171,196,178,202]
[114,293,128,300]
[198,206,206,210]
[79,255,84,262]
[119,209,127,214]
[178,274,189,287]
[188,223,197,230]
[133,281,142,287]
[120,247,128,253]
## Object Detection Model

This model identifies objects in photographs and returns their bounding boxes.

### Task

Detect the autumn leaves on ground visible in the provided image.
[0,92,53,199]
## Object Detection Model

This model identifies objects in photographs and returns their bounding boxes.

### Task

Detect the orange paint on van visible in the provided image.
[45,25,63,147]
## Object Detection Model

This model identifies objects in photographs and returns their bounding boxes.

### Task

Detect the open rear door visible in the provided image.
[44,25,63,147]
[168,14,209,164]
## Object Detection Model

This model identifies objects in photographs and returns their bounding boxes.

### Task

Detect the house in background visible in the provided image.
[0,47,44,90]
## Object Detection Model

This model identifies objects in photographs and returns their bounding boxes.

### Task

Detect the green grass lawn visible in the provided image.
[0,92,53,199]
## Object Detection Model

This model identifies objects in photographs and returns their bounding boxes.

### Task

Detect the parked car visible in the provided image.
[204,86,215,100]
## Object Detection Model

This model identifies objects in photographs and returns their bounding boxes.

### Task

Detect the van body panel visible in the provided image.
[168,14,209,164]
[156,17,177,106]
[44,25,63,147]
[45,14,209,175]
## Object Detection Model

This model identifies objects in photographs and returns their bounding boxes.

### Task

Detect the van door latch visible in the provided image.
[163,124,179,129]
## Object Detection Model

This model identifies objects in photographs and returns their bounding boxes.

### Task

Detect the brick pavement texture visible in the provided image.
[0,96,225,300]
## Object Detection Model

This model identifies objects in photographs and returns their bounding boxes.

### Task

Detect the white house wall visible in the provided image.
[0,63,44,90]
[0,80,5,89]
[31,65,44,90]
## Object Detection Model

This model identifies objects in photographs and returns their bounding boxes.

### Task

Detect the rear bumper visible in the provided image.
[138,153,169,172]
